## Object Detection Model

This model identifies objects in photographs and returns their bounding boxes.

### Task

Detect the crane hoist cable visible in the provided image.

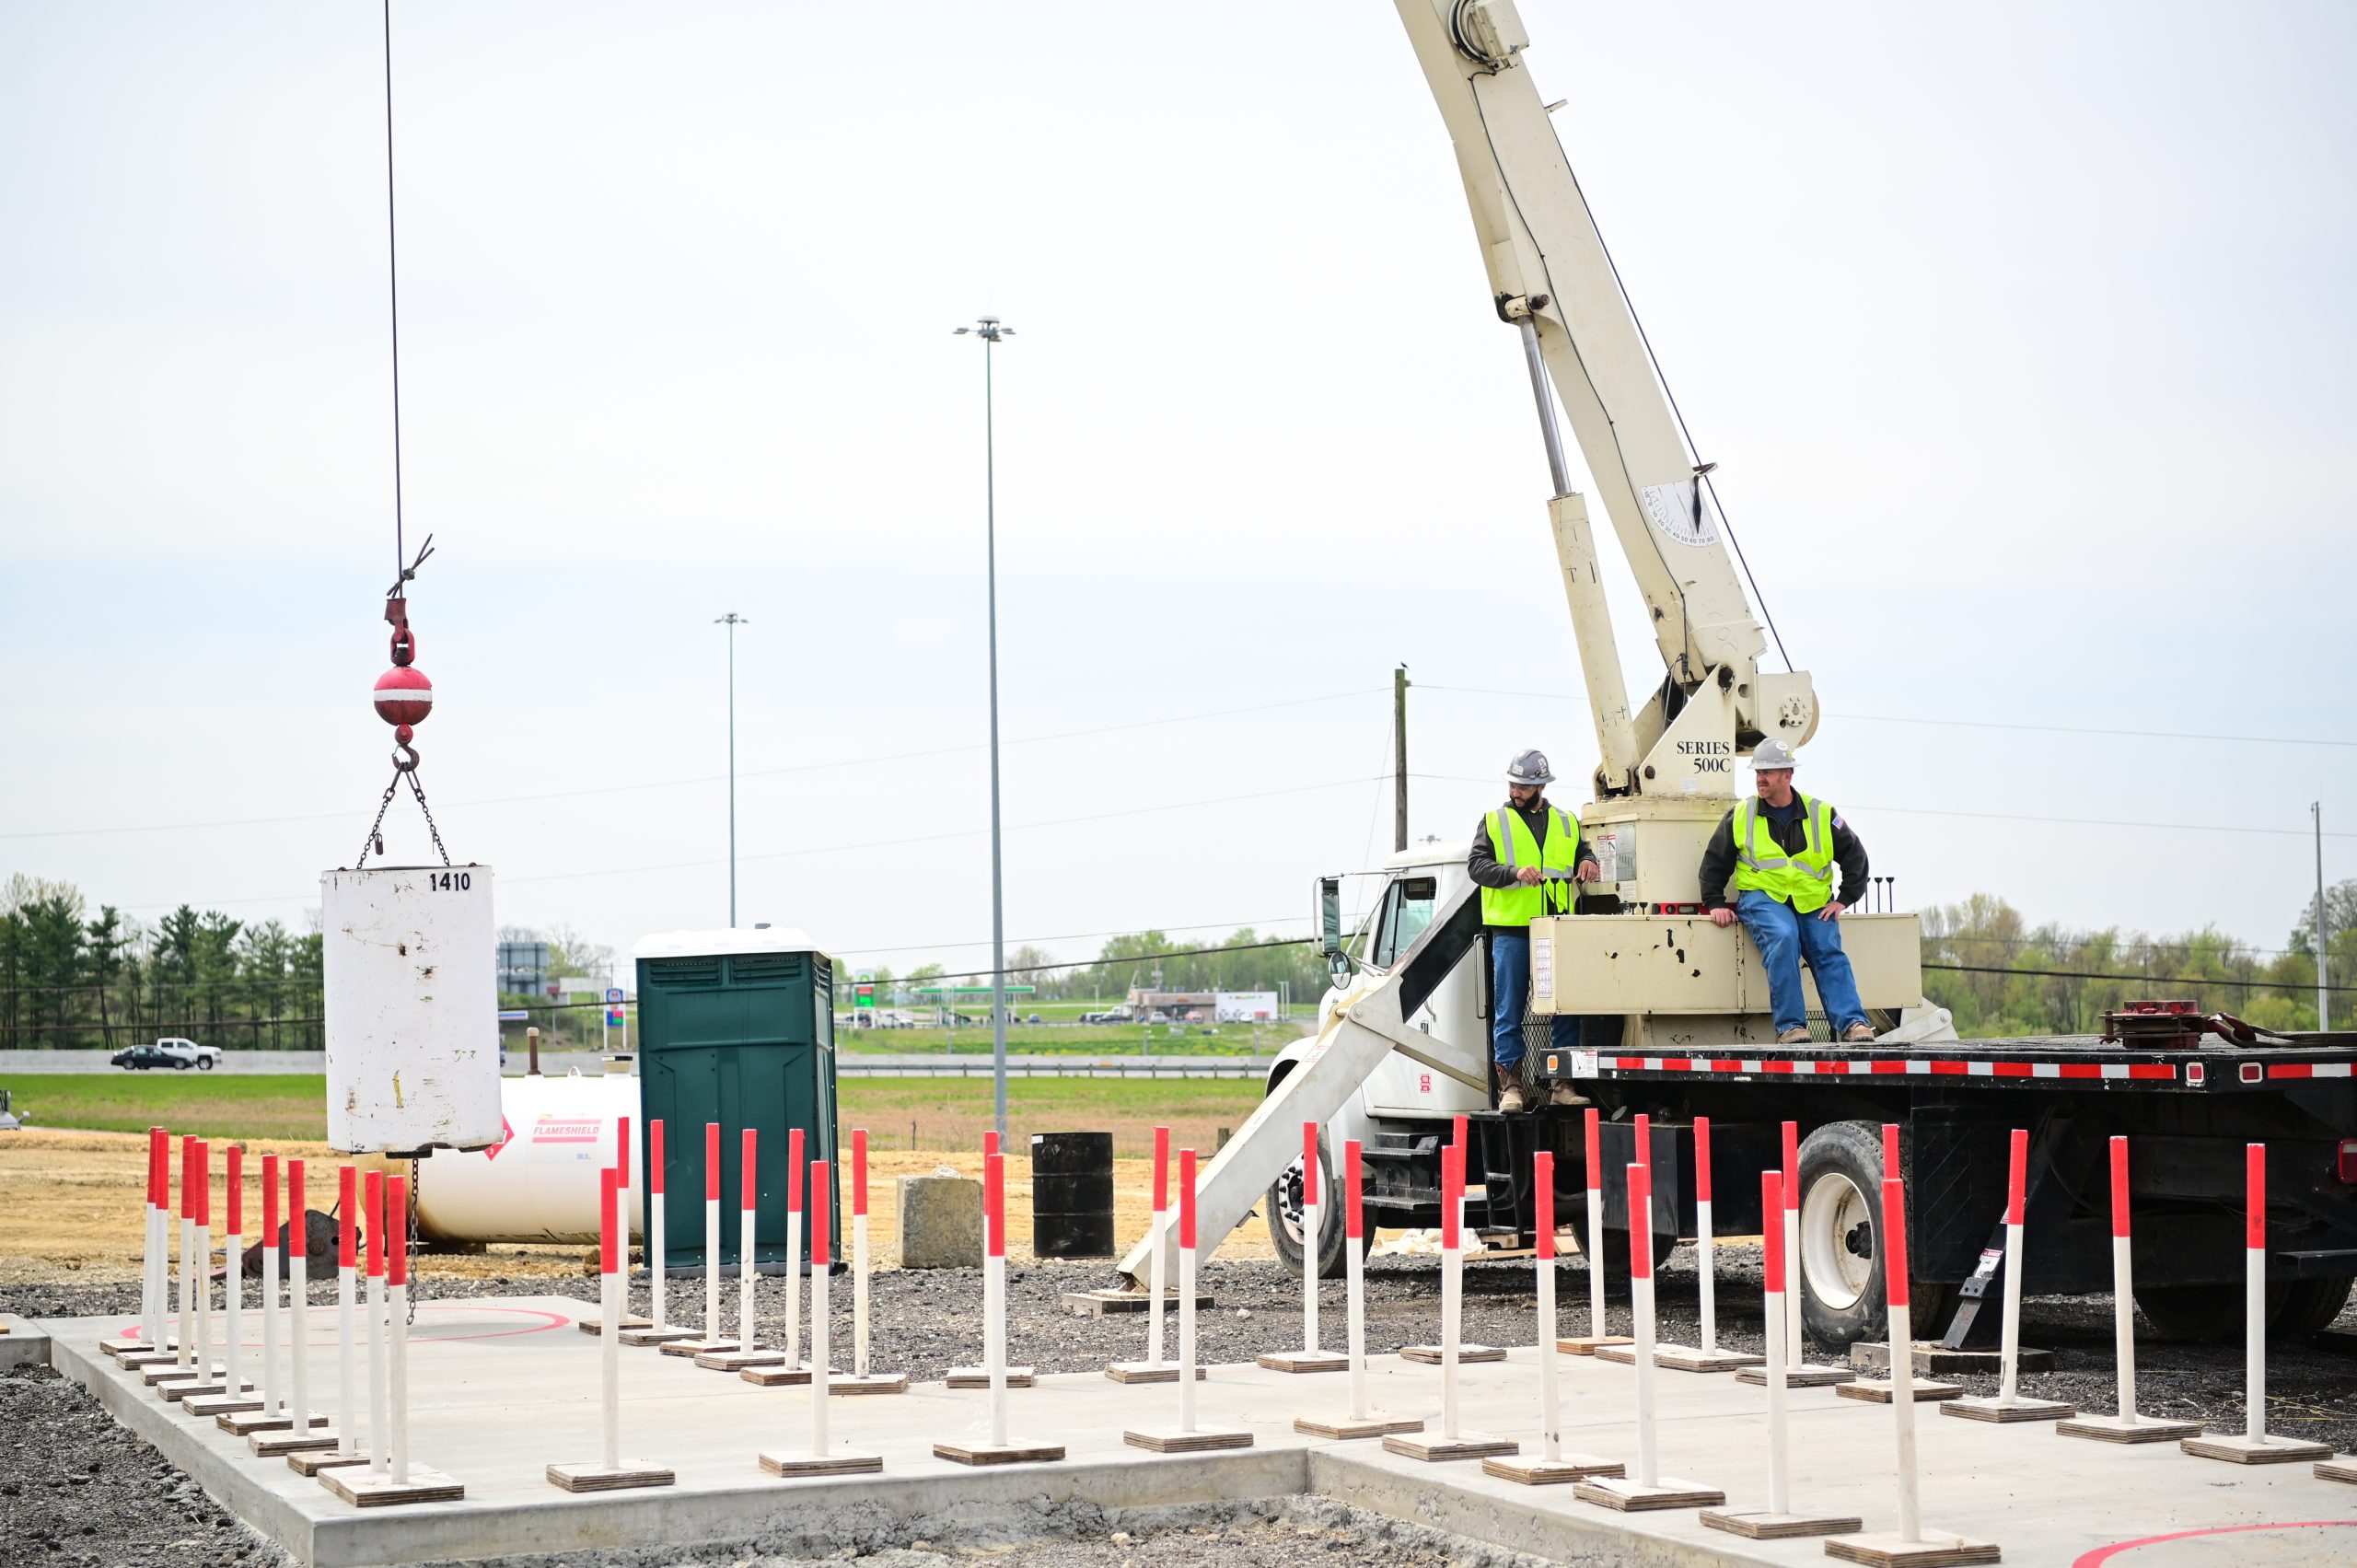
[354,0,449,873]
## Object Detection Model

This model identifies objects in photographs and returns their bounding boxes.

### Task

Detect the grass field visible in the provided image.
[0,1072,1265,1159]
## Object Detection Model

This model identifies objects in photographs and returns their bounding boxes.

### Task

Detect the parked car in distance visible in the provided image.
[1079,1008,1131,1025]
[112,1042,195,1071]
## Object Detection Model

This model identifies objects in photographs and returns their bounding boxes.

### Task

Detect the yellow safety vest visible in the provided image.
[1730,793,1838,913]
[1480,804,1582,928]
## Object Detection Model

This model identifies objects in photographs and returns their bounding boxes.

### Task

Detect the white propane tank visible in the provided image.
[321,865,503,1154]
[413,1071,644,1245]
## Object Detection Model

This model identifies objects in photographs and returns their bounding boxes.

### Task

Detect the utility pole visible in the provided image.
[1394,663,1410,854]
[955,316,1016,1141]
[2316,801,2330,1031]
[714,613,749,926]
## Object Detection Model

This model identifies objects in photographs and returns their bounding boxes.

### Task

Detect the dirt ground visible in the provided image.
[0,1129,1271,1287]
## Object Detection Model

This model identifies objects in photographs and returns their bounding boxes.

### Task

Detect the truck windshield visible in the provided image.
[1370,877,1438,969]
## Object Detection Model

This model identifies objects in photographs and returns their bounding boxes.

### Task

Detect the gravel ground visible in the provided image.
[7,1250,2355,1567]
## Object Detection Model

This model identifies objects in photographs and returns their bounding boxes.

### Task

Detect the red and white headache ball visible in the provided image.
[373,666,434,729]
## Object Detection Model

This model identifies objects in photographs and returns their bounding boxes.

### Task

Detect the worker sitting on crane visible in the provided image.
[1469,749,1599,1112]
[1700,739,1875,1045]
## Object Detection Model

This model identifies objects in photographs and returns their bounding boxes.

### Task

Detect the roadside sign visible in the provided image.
[496,1009,529,1022]
[606,988,624,1005]
[607,1008,626,1027]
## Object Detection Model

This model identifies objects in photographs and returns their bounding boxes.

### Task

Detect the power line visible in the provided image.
[0,687,1384,843]
[1416,684,2353,750]
[1924,961,2357,994]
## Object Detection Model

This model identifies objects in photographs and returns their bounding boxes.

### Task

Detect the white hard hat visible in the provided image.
[1505,749,1553,785]
[1749,739,1798,772]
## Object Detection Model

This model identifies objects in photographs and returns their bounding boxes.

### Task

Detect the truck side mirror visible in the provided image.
[1316,876,1347,980]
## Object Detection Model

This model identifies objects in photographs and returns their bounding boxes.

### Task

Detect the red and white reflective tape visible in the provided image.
[1593,1052,2177,1081]
[2262,1062,2356,1078]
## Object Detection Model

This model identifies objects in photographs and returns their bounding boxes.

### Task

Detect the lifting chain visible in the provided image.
[407,1157,421,1327]
[353,767,450,868]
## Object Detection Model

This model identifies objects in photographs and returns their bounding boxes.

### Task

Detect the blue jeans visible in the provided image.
[1489,928,1578,1072]
[1736,889,1868,1037]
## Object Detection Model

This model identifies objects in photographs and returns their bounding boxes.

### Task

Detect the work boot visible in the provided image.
[1842,1022,1877,1044]
[1775,1027,1811,1044]
[1497,1082,1529,1114]
[1549,1081,1592,1109]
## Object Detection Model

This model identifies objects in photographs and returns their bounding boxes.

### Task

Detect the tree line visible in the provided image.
[6,871,2350,1049]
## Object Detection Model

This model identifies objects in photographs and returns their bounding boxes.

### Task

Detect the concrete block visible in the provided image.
[0,1315,49,1371]
[896,1174,983,1269]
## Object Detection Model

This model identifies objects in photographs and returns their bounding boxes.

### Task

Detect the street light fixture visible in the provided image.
[954,316,1015,1141]
[714,612,749,927]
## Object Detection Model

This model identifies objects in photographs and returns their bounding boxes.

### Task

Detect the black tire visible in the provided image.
[1794,1120,1955,1353]
[2273,1276,2355,1339]
[175,1060,192,1070]
[1561,1189,1679,1275]
[1265,1127,1359,1280]
[196,1057,214,1071]
[2133,1283,2245,1342]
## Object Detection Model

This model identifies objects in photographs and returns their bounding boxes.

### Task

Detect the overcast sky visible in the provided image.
[5,1,2352,981]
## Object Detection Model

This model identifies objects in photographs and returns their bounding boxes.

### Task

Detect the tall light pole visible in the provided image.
[954,315,1015,1141]
[715,612,749,927]
[2316,801,2330,1030]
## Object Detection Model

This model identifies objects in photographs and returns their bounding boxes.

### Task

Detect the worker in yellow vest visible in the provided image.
[1468,749,1598,1112]
[1699,739,1875,1044]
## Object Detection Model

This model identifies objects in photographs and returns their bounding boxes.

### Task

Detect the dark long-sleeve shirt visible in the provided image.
[1697,795,1867,912]
[1468,798,1590,903]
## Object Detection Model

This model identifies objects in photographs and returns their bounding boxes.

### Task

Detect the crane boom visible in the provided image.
[1395,0,1817,800]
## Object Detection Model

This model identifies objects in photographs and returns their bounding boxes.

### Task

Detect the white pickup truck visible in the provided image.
[110,1038,225,1071]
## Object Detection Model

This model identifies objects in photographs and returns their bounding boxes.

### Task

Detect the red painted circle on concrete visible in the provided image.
[2073,1521,2357,1568]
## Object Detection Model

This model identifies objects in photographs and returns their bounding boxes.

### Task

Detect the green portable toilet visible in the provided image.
[631,928,840,1272]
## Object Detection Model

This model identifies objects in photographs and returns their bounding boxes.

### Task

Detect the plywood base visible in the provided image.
[120,1349,180,1369]
[546,1460,676,1492]
[1106,1362,1204,1384]
[1400,1343,1504,1365]
[1293,1411,1422,1440]
[1851,1340,2049,1376]
[946,1365,1036,1388]
[1062,1289,1212,1316]
[1123,1424,1254,1453]
[576,1315,653,1335]
[1382,1431,1517,1463]
[931,1440,1064,1466]
[287,1446,369,1475]
[1256,1349,1350,1374]
[2180,1432,2335,1464]
[1482,1453,1622,1485]
[760,1448,883,1477]
[1653,1343,1766,1373]
[1737,1363,1853,1388]
[830,1372,909,1395]
[619,1325,701,1347]
[659,1337,737,1358]
[181,1388,266,1418]
[1823,1528,2001,1565]
[1838,1378,1963,1404]
[1942,1395,2075,1423]
[1701,1507,1864,1539]
[2056,1412,2204,1444]
[739,1365,839,1388]
[140,1362,223,1388]
[246,1420,338,1456]
[320,1467,464,1507]
[101,1335,157,1359]
[2315,1457,2357,1483]
[1557,1334,1633,1356]
[1573,1474,1725,1511]
[1599,1342,1762,1372]
[220,1406,324,1437]
[158,1376,232,1402]
[694,1347,783,1371]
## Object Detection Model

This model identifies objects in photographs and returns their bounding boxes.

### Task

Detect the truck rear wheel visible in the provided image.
[1562,1202,1678,1276]
[2275,1276,2354,1339]
[1795,1120,1956,1353]
[2136,1274,2353,1341]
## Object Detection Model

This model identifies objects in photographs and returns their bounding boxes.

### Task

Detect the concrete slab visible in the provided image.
[36,1295,2357,1568]
[0,1312,49,1370]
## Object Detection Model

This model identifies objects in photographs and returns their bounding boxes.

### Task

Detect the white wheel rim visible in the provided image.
[1276,1157,1308,1248]
[1801,1169,1875,1311]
